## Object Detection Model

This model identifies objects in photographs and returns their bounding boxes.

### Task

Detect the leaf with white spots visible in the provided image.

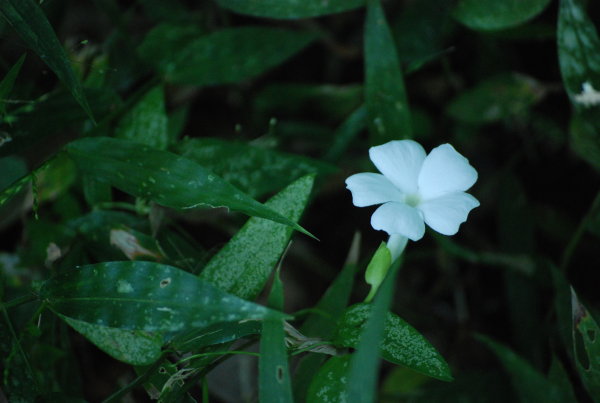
[176,138,333,198]
[40,261,286,333]
[333,303,452,381]
[66,137,313,237]
[200,175,314,300]
[305,355,351,403]
[115,86,169,150]
[558,0,600,107]
[62,316,163,365]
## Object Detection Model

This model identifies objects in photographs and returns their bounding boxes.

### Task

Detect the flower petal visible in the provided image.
[371,201,425,241]
[417,144,478,200]
[369,140,426,194]
[419,192,479,236]
[345,173,405,207]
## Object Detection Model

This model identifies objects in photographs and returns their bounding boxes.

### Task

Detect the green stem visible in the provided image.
[560,190,600,272]
[102,354,167,403]
[2,293,38,309]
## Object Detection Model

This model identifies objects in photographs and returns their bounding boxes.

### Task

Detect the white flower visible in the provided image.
[346,140,479,241]
[573,82,600,107]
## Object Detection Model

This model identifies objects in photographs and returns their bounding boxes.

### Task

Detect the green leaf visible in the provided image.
[453,0,551,31]
[176,138,333,198]
[0,53,25,115]
[163,27,315,86]
[213,0,364,19]
[447,73,544,124]
[548,356,578,403]
[200,175,314,300]
[571,290,600,401]
[40,261,285,333]
[558,0,600,106]
[137,22,206,74]
[0,0,93,120]
[0,88,120,158]
[259,268,293,403]
[364,0,411,144]
[62,316,162,366]
[364,242,392,303]
[0,155,26,193]
[393,0,454,68]
[336,303,452,382]
[169,321,261,352]
[476,334,566,403]
[66,137,312,237]
[294,234,360,402]
[253,83,363,124]
[305,355,352,402]
[325,105,367,163]
[115,86,169,150]
[570,111,600,170]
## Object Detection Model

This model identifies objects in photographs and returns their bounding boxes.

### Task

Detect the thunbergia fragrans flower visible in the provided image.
[346,140,479,242]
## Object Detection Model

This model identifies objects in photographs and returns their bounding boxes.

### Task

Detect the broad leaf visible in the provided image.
[115,86,169,150]
[213,0,364,19]
[0,0,93,119]
[447,74,544,124]
[66,137,311,236]
[41,261,285,332]
[477,335,566,403]
[177,138,333,198]
[169,321,261,352]
[63,316,162,366]
[306,355,352,402]
[335,303,452,382]
[200,175,314,300]
[572,290,600,401]
[558,0,600,106]
[365,0,411,144]
[453,0,551,31]
[163,27,315,86]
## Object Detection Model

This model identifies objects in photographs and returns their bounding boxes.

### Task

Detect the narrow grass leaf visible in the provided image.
[213,0,364,19]
[115,86,169,150]
[453,0,551,31]
[200,175,314,300]
[0,0,93,120]
[62,316,162,366]
[342,259,401,403]
[476,334,565,403]
[259,267,292,403]
[364,0,411,144]
[40,261,285,333]
[0,53,25,115]
[164,27,315,86]
[66,137,312,236]
[571,289,600,401]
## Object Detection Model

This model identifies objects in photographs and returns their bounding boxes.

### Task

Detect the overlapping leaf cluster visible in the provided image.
[0,0,599,402]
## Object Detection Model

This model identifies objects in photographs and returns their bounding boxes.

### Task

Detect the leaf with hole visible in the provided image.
[572,289,600,401]
[40,261,286,333]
